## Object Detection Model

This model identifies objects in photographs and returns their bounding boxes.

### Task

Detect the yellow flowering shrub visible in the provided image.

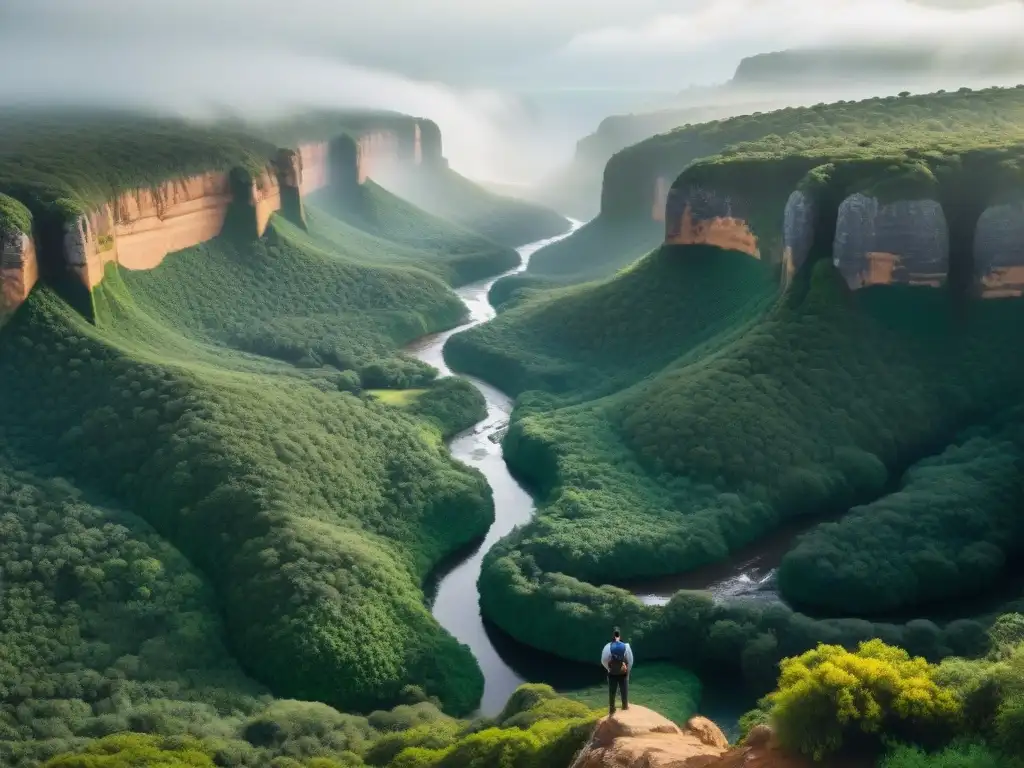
[769,639,963,760]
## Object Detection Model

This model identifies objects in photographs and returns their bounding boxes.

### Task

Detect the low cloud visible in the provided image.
[561,0,1024,59]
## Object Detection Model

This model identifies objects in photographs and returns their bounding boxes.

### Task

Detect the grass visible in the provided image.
[562,663,700,726]
[368,388,428,406]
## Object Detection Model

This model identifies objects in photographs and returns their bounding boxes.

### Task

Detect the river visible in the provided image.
[406,221,584,714]
[406,221,761,727]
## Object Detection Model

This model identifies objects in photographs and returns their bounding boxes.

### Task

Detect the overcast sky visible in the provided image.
[1,0,1022,180]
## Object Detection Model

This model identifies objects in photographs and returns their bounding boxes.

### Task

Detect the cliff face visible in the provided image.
[652,177,670,223]
[974,200,1024,298]
[664,185,760,258]
[832,193,949,290]
[781,191,815,287]
[298,141,332,196]
[63,171,237,283]
[1,228,38,322]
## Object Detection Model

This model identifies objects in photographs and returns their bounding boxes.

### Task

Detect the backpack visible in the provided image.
[608,641,628,675]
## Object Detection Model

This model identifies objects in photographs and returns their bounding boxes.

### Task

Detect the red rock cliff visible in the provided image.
[1,228,38,323]
[298,141,331,196]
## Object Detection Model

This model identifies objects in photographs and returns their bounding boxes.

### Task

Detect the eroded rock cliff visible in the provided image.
[665,185,760,258]
[974,200,1024,298]
[298,141,332,196]
[0,228,38,322]
[781,190,814,287]
[832,193,949,290]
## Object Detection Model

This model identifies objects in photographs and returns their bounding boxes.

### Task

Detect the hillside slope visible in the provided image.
[449,98,1024,698]
[376,164,570,247]
[0,106,581,763]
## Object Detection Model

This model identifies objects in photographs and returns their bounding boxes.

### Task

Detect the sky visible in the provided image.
[1,0,1022,181]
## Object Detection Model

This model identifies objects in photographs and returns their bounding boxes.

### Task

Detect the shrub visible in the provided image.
[768,640,962,760]
[881,741,1005,768]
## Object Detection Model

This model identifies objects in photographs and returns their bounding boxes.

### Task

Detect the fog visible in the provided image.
[1,0,1022,185]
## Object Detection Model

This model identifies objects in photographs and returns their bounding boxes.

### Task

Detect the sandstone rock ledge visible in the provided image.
[570,707,865,768]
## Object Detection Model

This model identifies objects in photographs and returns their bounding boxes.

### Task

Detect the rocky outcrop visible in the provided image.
[1,228,38,323]
[781,191,814,287]
[63,207,118,288]
[571,710,861,768]
[665,185,760,258]
[653,177,670,223]
[571,707,728,768]
[974,200,1024,298]
[832,193,949,289]
[112,173,234,270]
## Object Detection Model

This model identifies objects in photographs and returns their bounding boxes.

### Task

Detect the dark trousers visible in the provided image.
[608,674,628,713]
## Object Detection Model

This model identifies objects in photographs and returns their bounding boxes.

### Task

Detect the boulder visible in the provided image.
[570,706,728,768]
[571,710,869,768]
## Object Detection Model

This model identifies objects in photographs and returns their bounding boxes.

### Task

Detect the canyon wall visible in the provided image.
[974,200,1024,298]
[1,118,440,324]
[298,142,332,196]
[357,131,401,184]
[832,193,949,290]
[781,191,815,287]
[0,228,38,323]
[664,184,760,258]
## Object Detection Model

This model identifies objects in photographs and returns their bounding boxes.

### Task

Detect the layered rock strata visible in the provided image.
[781,191,815,287]
[974,200,1024,298]
[832,193,949,289]
[665,185,760,258]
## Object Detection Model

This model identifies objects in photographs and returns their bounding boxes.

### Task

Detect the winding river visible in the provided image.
[406,221,584,714]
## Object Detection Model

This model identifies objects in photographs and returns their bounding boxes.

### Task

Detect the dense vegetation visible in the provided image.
[603,85,1024,221]
[0,105,593,763]
[34,684,598,768]
[740,617,1024,765]
[452,239,1024,692]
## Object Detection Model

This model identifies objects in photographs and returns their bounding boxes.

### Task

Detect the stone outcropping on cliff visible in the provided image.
[781,191,814,287]
[0,227,37,323]
[570,707,861,768]
[664,185,760,258]
[974,200,1024,298]
[832,193,949,290]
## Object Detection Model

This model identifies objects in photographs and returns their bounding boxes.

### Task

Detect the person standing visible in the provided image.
[601,628,634,716]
